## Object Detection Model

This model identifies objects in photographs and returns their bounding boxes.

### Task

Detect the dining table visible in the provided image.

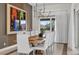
[28,35,45,47]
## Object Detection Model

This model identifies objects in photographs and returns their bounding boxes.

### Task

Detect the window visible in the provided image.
[40,18,50,32]
[40,18,55,32]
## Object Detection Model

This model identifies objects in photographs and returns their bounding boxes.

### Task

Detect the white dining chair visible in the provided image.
[17,31,34,55]
[33,33,50,55]
[30,31,35,36]
[47,32,55,55]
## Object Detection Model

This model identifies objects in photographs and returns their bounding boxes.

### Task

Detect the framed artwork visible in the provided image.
[7,4,27,34]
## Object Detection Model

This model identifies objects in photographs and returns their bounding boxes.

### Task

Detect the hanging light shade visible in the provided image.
[37,3,56,17]
[38,3,50,17]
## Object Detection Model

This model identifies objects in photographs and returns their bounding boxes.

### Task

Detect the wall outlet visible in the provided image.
[4,42,6,46]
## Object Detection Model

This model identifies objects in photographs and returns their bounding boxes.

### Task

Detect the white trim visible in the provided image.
[0,44,17,55]
[7,4,26,12]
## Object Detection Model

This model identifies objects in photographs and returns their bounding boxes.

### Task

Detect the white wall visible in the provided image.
[37,3,71,13]
[32,5,40,32]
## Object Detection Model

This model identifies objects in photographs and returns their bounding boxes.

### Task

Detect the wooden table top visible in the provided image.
[28,35,45,46]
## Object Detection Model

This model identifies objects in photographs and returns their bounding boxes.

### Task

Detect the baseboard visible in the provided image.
[6,49,17,55]
[54,42,67,44]
[0,44,17,55]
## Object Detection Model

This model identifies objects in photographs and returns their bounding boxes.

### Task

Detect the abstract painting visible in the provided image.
[7,4,27,34]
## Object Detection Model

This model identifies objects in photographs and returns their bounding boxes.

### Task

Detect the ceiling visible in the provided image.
[29,3,72,6]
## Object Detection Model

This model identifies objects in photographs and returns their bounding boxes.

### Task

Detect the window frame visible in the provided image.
[39,17,55,32]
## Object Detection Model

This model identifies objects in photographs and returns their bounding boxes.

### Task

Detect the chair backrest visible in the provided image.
[49,32,55,46]
[31,31,35,36]
[44,32,50,48]
[17,31,31,53]
[44,32,55,47]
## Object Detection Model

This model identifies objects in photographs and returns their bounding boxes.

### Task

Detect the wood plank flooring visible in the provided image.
[62,44,67,55]
[7,43,67,55]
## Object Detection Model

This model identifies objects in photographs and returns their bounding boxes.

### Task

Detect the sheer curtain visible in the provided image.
[75,10,79,48]
[55,11,68,43]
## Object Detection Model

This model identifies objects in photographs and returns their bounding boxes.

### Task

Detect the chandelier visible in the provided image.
[35,3,55,17]
[38,3,50,17]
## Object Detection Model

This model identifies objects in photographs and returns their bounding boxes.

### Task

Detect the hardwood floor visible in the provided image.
[53,43,64,55]
[7,43,67,55]
[62,44,67,55]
